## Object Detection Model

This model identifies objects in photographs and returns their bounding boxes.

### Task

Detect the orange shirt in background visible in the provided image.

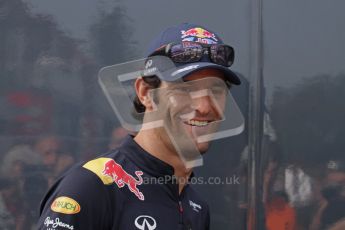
[266,197,297,230]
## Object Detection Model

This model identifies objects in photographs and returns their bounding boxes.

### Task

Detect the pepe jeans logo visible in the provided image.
[134,215,157,230]
[44,217,74,230]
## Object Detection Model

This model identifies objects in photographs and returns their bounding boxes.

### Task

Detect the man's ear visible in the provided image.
[134,77,155,111]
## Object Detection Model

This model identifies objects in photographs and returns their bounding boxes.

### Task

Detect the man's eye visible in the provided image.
[174,88,191,94]
[211,87,227,95]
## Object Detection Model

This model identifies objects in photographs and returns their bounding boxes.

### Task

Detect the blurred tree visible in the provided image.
[270,74,345,170]
[76,3,138,158]
[0,0,90,140]
[0,0,81,91]
[89,4,137,66]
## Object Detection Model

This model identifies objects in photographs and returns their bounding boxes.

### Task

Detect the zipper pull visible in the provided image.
[179,201,184,213]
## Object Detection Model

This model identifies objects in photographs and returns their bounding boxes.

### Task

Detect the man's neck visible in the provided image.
[134,129,192,194]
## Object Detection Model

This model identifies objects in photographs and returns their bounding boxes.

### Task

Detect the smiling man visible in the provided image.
[38,23,241,230]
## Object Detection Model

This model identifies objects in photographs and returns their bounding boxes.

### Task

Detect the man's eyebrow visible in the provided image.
[211,81,226,87]
[205,80,228,89]
[169,78,227,89]
[169,81,193,88]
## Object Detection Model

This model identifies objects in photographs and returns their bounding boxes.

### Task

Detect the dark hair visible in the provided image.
[133,75,232,113]
[133,75,161,113]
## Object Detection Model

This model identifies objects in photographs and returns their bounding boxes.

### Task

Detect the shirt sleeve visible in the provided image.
[37,167,113,230]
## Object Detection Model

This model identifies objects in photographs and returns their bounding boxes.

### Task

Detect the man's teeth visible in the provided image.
[187,120,209,127]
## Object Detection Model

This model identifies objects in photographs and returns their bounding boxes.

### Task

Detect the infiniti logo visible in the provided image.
[134,215,157,230]
[145,59,153,69]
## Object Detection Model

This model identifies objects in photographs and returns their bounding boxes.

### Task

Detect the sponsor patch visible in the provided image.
[51,196,81,215]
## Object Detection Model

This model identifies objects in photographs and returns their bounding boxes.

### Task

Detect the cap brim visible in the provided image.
[159,62,241,85]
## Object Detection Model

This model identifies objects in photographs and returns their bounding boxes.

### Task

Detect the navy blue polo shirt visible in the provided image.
[37,135,210,230]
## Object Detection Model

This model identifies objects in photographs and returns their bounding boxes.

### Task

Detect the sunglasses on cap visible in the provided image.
[149,41,235,67]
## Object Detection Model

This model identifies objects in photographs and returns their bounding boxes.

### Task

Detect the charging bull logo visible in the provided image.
[181,27,218,44]
[102,159,145,201]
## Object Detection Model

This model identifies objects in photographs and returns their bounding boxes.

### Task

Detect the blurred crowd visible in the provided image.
[1,127,345,230]
[262,157,345,230]
[0,127,127,230]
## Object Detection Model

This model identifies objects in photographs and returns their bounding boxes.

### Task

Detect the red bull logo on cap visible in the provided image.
[181,27,218,44]
[102,159,145,201]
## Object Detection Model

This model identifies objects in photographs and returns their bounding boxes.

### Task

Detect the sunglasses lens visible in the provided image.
[210,45,234,67]
[170,43,203,63]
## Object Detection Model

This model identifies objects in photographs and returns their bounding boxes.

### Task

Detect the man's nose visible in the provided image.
[192,95,214,116]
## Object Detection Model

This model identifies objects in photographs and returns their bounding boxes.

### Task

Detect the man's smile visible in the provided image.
[185,119,212,127]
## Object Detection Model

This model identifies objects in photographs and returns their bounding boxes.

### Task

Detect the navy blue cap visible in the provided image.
[145,23,241,85]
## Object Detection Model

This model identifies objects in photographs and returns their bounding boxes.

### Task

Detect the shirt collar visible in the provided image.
[120,135,175,178]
